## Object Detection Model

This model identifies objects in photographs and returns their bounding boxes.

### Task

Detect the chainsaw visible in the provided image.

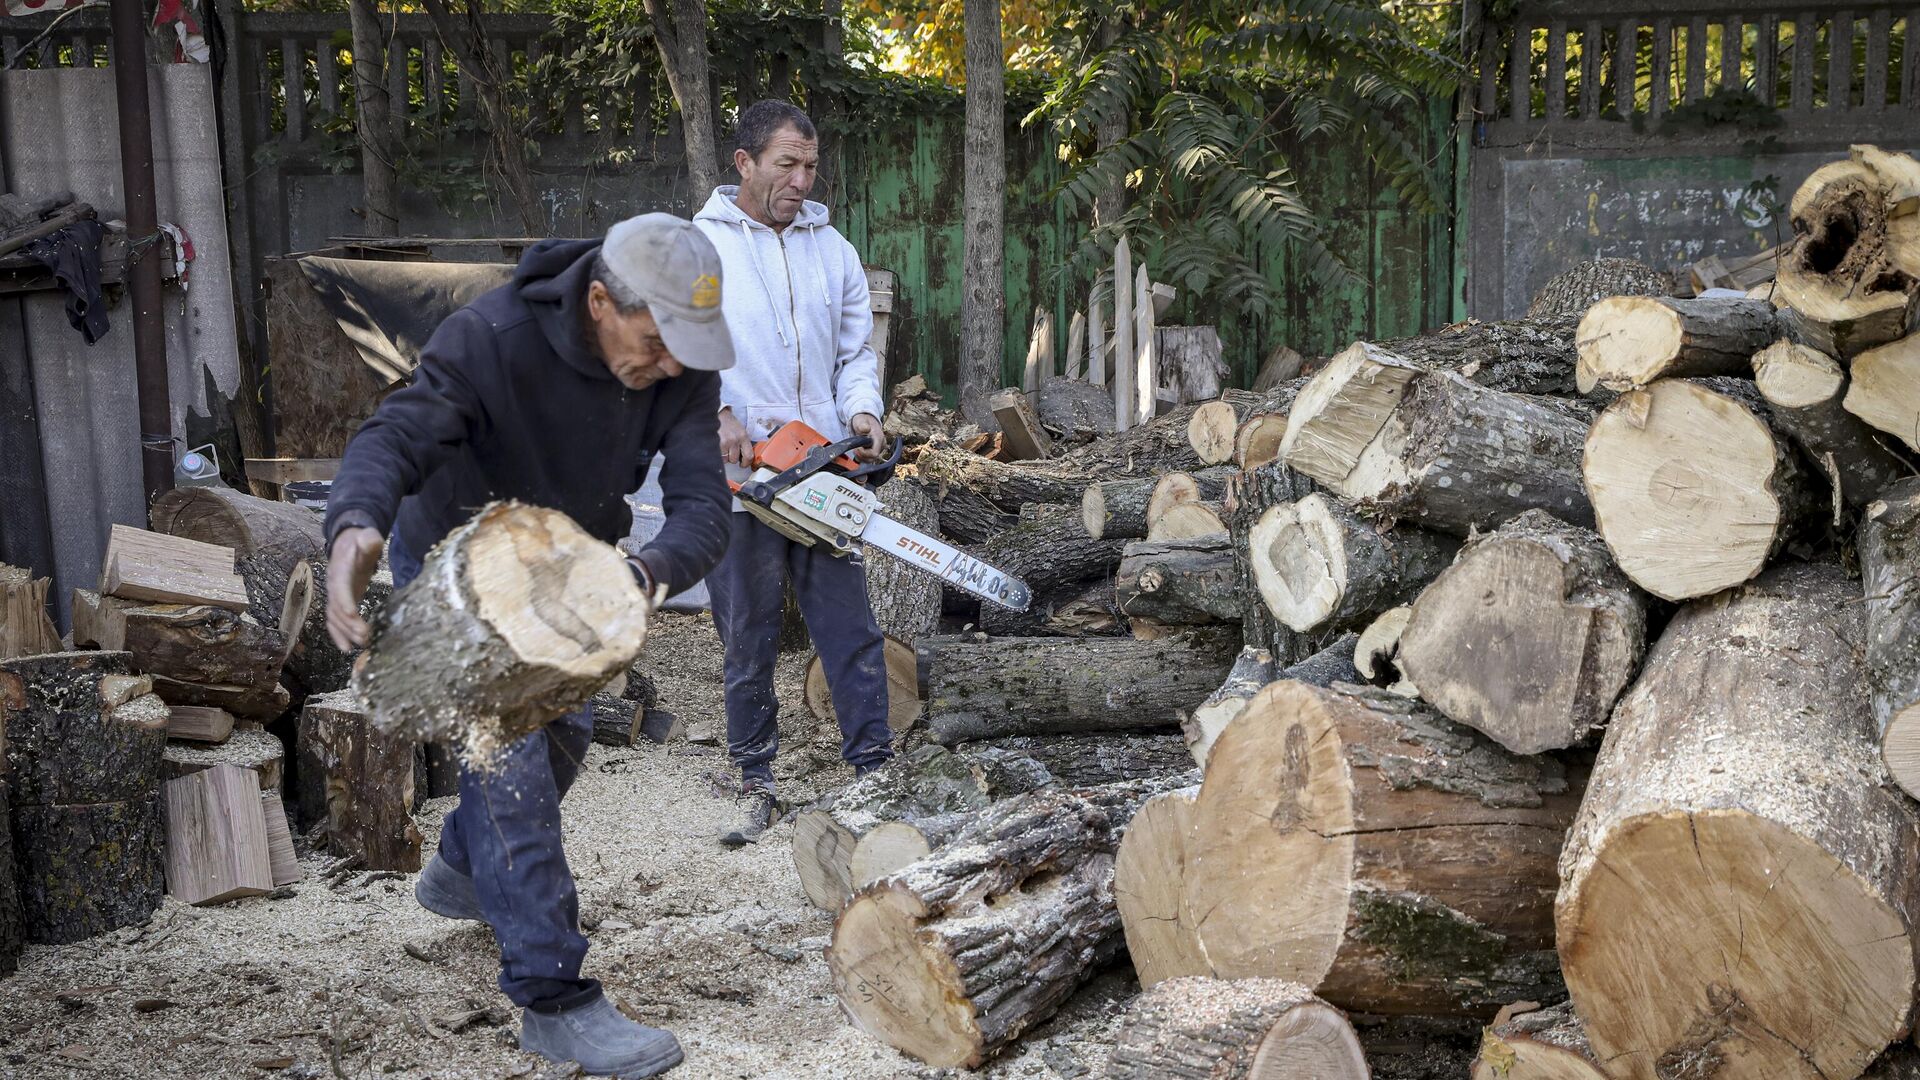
[727,420,1032,613]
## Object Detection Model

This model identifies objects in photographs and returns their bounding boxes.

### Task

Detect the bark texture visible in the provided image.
[960,732,1194,788]
[1863,478,1920,799]
[1105,977,1368,1080]
[1380,314,1584,396]
[1228,461,1314,665]
[297,690,423,872]
[865,476,942,643]
[71,591,286,690]
[1116,535,1242,625]
[958,0,1005,427]
[1526,257,1674,319]
[149,486,324,561]
[1574,296,1776,392]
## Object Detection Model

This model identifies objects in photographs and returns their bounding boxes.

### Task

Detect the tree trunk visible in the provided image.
[642,0,719,198]
[150,486,323,561]
[1863,478,1920,799]
[1248,492,1458,633]
[0,651,167,943]
[1091,15,1124,230]
[1116,681,1578,1016]
[827,773,1197,1068]
[71,590,286,690]
[1115,535,1240,625]
[420,0,544,232]
[1526,257,1673,320]
[921,628,1239,743]
[1557,563,1920,1080]
[1105,977,1368,1080]
[1227,461,1313,664]
[801,636,920,733]
[165,727,286,793]
[297,689,422,872]
[1584,378,1822,601]
[354,503,650,765]
[347,0,399,236]
[1399,510,1647,755]
[1574,296,1776,393]
[1844,331,1920,453]
[958,0,1006,427]
[1753,339,1910,506]
[1378,315,1585,397]
[1777,159,1917,359]
[0,564,61,661]
[1157,327,1227,405]
[865,477,941,642]
[1470,1001,1607,1080]
[1182,633,1358,768]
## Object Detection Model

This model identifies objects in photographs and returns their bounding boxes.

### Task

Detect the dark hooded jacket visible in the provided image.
[322,239,732,597]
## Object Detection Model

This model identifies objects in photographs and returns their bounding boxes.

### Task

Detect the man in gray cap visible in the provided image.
[322,213,734,1078]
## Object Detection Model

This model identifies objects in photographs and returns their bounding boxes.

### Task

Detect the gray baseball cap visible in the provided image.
[600,212,735,372]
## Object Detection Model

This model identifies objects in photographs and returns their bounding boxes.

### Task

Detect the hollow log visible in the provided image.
[1248,492,1458,634]
[150,486,324,561]
[1778,159,1917,359]
[1228,462,1313,664]
[922,628,1238,744]
[801,636,921,733]
[826,773,1197,1068]
[1470,1002,1606,1080]
[1863,478,1920,799]
[1557,562,1920,1080]
[1845,332,1920,453]
[70,590,285,690]
[1753,338,1910,507]
[1574,296,1775,393]
[1116,680,1578,1015]
[1526,257,1674,320]
[1583,378,1822,601]
[354,502,650,765]
[297,690,422,872]
[1105,977,1368,1080]
[1353,606,1418,697]
[865,476,942,643]
[1115,535,1241,625]
[1399,510,1647,755]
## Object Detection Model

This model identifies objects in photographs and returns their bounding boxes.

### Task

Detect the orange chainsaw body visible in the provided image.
[749,420,862,474]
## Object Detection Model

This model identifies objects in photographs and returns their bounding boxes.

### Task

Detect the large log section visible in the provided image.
[1574,296,1775,393]
[1863,478,1920,799]
[1248,492,1457,633]
[1557,563,1920,1080]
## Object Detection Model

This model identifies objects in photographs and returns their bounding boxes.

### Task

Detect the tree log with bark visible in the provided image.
[1399,511,1647,755]
[1526,257,1674,319]
[1574,296,1775,392]
[1378,315,1585,396]
[801,636,920,733]
[865,477,941,642]
[150,486,323,562]
[1247,493,1459,633]
[1863,478,1920,799]
[1557,562,1920,1080]
[297,690,422,872]
[1227,462,1312,665]
[1845,332,1920,453]
[1752,339,1910,508]
[71,590,286,690]
[1105,977,1368,1080]
[1115,535,1241,625]
[1777,158,1917,359]
[960,732,1193,787]
[1470,1001,1606,1080]
[826,773,1196,1068]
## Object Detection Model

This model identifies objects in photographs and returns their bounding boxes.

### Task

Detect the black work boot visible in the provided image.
[519,992,683,1078]
[717,784,776,848]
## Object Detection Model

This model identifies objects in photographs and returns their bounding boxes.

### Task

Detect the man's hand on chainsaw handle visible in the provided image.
[850,412,884,463]
[717,407,753,469]
[326,527,386,651]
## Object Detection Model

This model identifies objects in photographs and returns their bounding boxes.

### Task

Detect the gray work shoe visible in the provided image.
[519,993,684,1078]
[415,853,483,922]
[717,785,777,848]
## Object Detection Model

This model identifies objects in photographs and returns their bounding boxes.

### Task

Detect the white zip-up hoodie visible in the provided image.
[693,187,884,455]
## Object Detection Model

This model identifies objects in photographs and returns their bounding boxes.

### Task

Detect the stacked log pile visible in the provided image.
[816,147,1920,1080]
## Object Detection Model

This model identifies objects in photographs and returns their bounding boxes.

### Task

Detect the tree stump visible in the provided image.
[1863,478,1920,799]
[1105,977,1368,1080]
[1777,159,1917,359]
[297,690,422,872]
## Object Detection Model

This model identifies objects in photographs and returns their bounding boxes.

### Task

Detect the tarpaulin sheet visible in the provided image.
[295,256,513,385]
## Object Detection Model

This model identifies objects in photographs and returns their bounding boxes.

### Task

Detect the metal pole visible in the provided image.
[110,0,175,510]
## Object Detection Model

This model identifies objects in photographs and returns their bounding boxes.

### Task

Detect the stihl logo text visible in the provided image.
[894,536,943,566]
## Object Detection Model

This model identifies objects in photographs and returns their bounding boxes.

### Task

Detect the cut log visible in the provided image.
[1558,562,1920,1080]
[1864,478,1920,799]
[922,628,1239,744]
[261,791,300,886]
[1146,502,1227,541]
[1353,606,1417,697]
[1252,342,1305,392]
[150,675,291,722]
[1526,257,1674,320]
[826,773,1197,1068]
[1115,535,1240,625]
[801,636,921,733]
[1083,476,1159,541]
[1753,338,1910,507]
[1574,296,1775,393]
[70,590,285,690]
[354,502,650,765]
[989,388,1054,460]
[1043,580,1125,636]
[1378,315,1585,397]
[864,477,941,643]
[1228,462,1312,665]
[163,727,286,792]
[1146,468,1234,526]
[914,444,1089,520]
[163,764,272,905]
[1187,400,1239,465]
[0,564,61,660]
[1280,342,1423,493]
[99,524,249,610]
[1036,376,1117,439]
[1778,159,1917,358]
[166,705,235,743]
[297,690,422,872]
[1234,412,1290,470]
[587,692,643,748]
[1183,645,1271,769]
[977,502,1125,603]
[1105,977,1368,1080]
[1470,1001,1606,1080]
[11,796,164,945]
[1845,332,1920,452]
[1248,493,1459,633]
[1583,378,1822,600]
[149,485,324,561]
[241,552,391,698]
[961,732,1194,788]
[1116,681,1578,1015]
[0,651,165,806]
[1057,393,1260,479]
[1399,510,1648,755]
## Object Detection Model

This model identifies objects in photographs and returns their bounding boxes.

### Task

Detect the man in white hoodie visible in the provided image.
[694,100,893,846]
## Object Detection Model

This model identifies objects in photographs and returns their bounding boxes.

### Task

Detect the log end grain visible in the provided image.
[1575,296,1689,393]
[1187,400,1239,465]
[1845,333,1920,452]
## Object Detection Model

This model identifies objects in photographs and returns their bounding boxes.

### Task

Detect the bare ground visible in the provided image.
[0,612,1475,1080]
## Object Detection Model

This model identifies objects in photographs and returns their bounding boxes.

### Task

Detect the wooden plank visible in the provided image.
[100,526,248,611]
[1023,308,1054,394]
[1064,311,1087,381]
[1583,20,1605,119]
[1088,296,1107,387]
[315,38,337,116]
[1133,266,1157,426]
[1791,12,1815,113]
[1150,281,1175,320]
[1721,17,1743,95]
[162,764,272,906]
[1755,15,1779,105]
[244,458,341,485]
[1511,18,1532,118]
[167,706,236,744]
[0,564,62,661]
[1113,237,1135,431]
[261,792,300,886]
[989,389,1055,461]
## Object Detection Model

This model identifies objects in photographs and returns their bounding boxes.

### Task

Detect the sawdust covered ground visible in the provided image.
[0,612,1475,1080]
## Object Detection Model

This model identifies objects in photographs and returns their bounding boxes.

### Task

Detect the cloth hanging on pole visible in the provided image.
[22,219,111,345]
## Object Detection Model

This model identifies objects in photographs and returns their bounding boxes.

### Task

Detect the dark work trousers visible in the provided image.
[706,511,893,790]
[389,529,599,1012]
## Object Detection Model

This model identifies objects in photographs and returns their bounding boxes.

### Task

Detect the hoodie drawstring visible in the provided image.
[740,219,792,348]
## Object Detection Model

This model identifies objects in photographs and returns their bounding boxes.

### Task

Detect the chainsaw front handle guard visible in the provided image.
[840,436,903,486]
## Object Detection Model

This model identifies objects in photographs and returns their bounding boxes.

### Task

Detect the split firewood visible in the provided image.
[801,636,920,733]
[1470,1001,1606,1080]
[1863,479,1920,799]
[1557,562,1920,1080]
[297,690,422,872]
[1399,511,1647,755]
[988,388,1054,460]
[1526,257,1674,320]
[1115,535,1240,625]
[1105,977,1368,1080]
[99,525,249,610]
[149,675,291,722]
[164,727,286,793]
[1145,467,1235,526]
[1145,502,1227,541]
[1753,338,1911,506]
[165,705,235,743]
[149,485,324,562]
[864,476,941,643]
[1228,462,1313,664]
[1352,606,1417,697]
[1776,158,1918,358]
[827,773,1197,1068]
[921,628,1239,744]
[1844,332,1920,452]
[163,764,273,905]
[1248,493,1457,634]
[1115,680,1577,1015]
[1574,295,1775,393]
[261,791,300,886]
[0,563,62,661]
[354,502,650,765]
[70,590,286,690]
[1584,378,1821,600]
